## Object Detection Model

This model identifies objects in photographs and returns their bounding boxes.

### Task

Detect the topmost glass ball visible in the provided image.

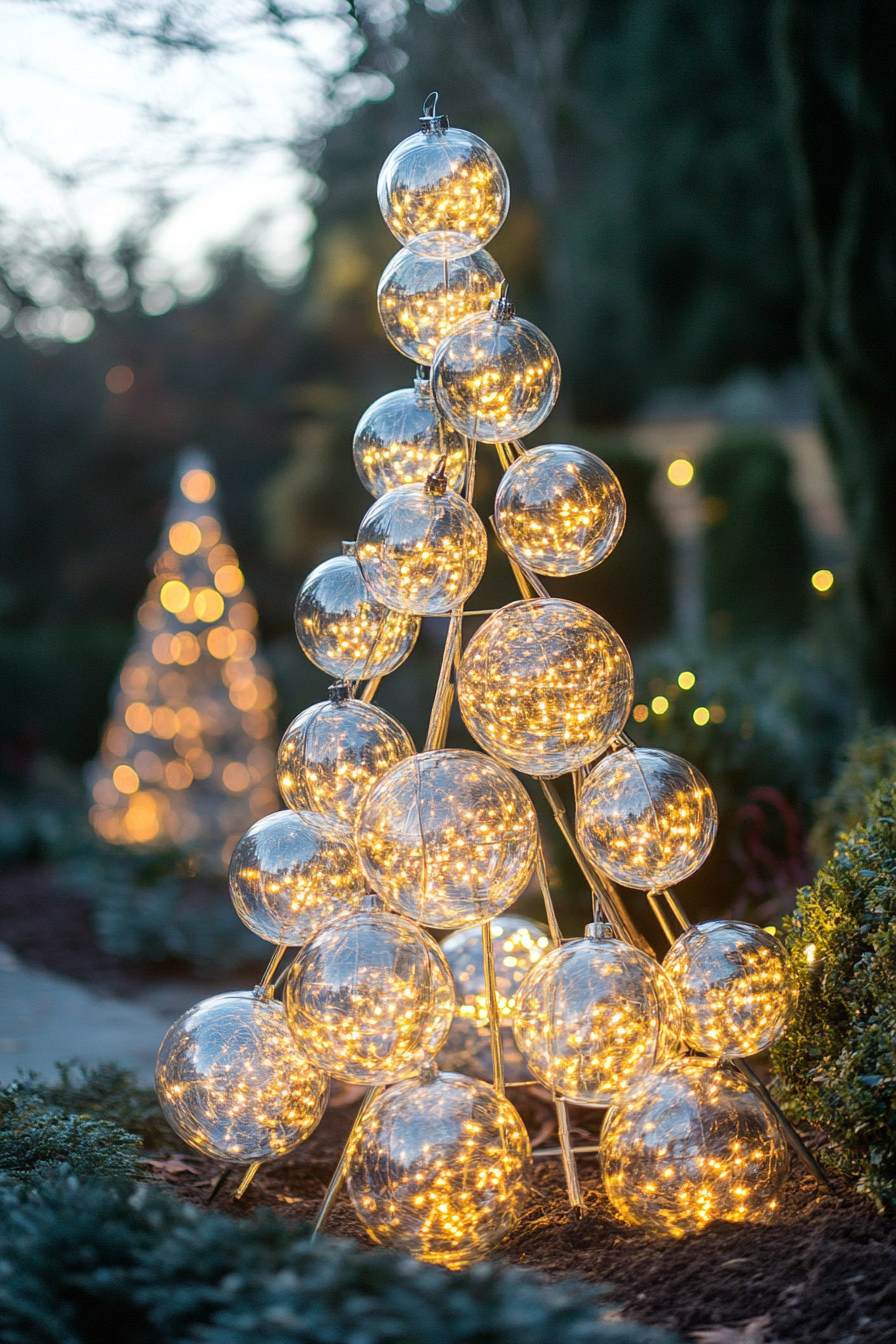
[377,101,509,260]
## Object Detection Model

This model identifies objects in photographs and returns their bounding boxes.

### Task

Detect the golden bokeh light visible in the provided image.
[105,365,134,393]
[667,458,694,486]
[181,468,216,502]
[678,670,696,690]
[651,695,669,714]
[693,706,710,726]
[169,521,202,555]
[812,568,834,592]
[160,580,190,613]
[214,564,244,596]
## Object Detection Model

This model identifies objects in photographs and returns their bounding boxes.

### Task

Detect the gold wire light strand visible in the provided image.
[311,1086,384,1237]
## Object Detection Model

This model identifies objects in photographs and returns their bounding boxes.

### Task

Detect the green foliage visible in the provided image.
[0,1089,141,1189]
[0,1173,674,1344]
[809,727,896,863]
[8,1060,172,1151]
[771,781,896,1209]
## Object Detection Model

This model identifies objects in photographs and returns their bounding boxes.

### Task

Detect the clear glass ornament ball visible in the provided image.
[353,381,467,498]
[377,126,509,259]
[284,906,454,1085]
[377,248,505,364]
[511,926,681,1104]
[494,444,626,576]
[228,808,365,945]
[356,483,487,615]
[155,991,329,1163]
[294,554,420,680]
[457,599,634,776]
[356,749,539,929]
[663,920,798,1058]
[576,747,718,890]
[278,698,415,825]
[346,1068,531,1267]
[601,1056,790,1237]
[431,308,560,443]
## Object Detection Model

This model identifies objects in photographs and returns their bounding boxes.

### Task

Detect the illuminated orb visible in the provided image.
[377,248,504,364]
[377,122,509,259]
[457,599,633,776]
[346,1068,531,1266]
[431,304,560,443]
[511,924,681,1104]
[356,483,487,615]
[663,920,798,1058]
[494,444,626,576]
[284,905,454,1084]
[576,747,717,890]
[228,808,365,945]
[438,916,551,1083]
[353,380,466,497]
[155,991,328,1163]
[356,749,538,928]
[277,698,414,825]
[601,1056,790,1237]
[294,554,420,681]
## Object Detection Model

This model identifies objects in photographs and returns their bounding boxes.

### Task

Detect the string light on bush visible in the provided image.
[378,249,504,364]
[294,553,420,681]
[353,379,467,497]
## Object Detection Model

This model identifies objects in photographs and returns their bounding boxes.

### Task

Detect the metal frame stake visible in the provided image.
[481,920,506,1098]
[311,1086,383,1238]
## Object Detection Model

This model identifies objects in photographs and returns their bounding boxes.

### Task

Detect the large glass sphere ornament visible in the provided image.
[511,924,681,1103]
[663,921,798,1059]
[229,809,365,945]
[431,299,560,443]
[378,249,504,365]
[576,748,717,890]
[438,916,551,1082]
[294,554,419,681]
[494,444,626,576]
[457,599,634,775]
[377,104,509,259]
[600,1057,790,1237]
[356,749,538,928]
[278,698,414,825]
[346,1068,531,1266]
[356,483,487,615]
[284,904,454,1084]
[353,380,466,498]
[155,991,328,1163]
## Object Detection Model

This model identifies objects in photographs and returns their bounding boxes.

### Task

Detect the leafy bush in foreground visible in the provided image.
[7,1060,173,1151]
[0,1088,141,1188]
[808,726,896,863]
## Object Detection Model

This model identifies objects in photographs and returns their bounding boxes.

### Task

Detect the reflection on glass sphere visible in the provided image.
[346,1069,531,1266]
[457,599,633,776]
[377,126,509,259]
[294,555,419,681]
[378,249,505,364]
[601,1057,790,1237]
[284,906,454,1084]
[494,444,626,576]
[356,749,538,928]
[155,991,328,1163]
[278,698,414,826]
[356,484,487,615]
[511,926,681,1104]
[663,921,798,1058]
[576,748,717,890]
[353,381,467,498]
[229,808,365,945]
[431,308,560,443]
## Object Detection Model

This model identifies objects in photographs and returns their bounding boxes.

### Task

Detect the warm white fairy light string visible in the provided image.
[155,95,819,1259]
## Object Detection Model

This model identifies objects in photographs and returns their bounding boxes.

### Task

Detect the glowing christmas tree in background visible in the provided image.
[88,448,279,870]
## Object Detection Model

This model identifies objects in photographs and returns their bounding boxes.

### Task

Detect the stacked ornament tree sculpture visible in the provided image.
[156,96,816,1258]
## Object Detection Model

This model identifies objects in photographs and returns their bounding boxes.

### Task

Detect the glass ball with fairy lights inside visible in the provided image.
[431,295,560,443]
[353,378,467,498]
[457,599,633,776]
[576,747,718,891]
[663,921,799,1059]
[356,749,539,929]
[494,444,626,576]
[378,248,504,365]
[511,922,682,1104]
[346,1067,531,1267]
[155,991,329,1164]
[356,480,486,615]
[284,900,454,1084]
[600,1056,790,1237]
[277,696,415,826]
[294,553,419,682]
[228,808,365,946]
[377,96,509,259]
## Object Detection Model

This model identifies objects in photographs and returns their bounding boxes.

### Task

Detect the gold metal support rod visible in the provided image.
[232,1160,262,1201]
[532,1143,600,1160]
[554,1095,585,1213]
[311,1086,383,1238]
[424,612,462,752]
[660,886,692,932]
[731,1058,833,1190]
[464,436,477,504]
[258,943,287,992]
[646,890,676,945]
[360,676,382,703]
[481,920,506,1098]
[535,839,563,948]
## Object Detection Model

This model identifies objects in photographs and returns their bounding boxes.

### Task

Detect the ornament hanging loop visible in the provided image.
[420,91,449,134]
[425,454,449,495]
